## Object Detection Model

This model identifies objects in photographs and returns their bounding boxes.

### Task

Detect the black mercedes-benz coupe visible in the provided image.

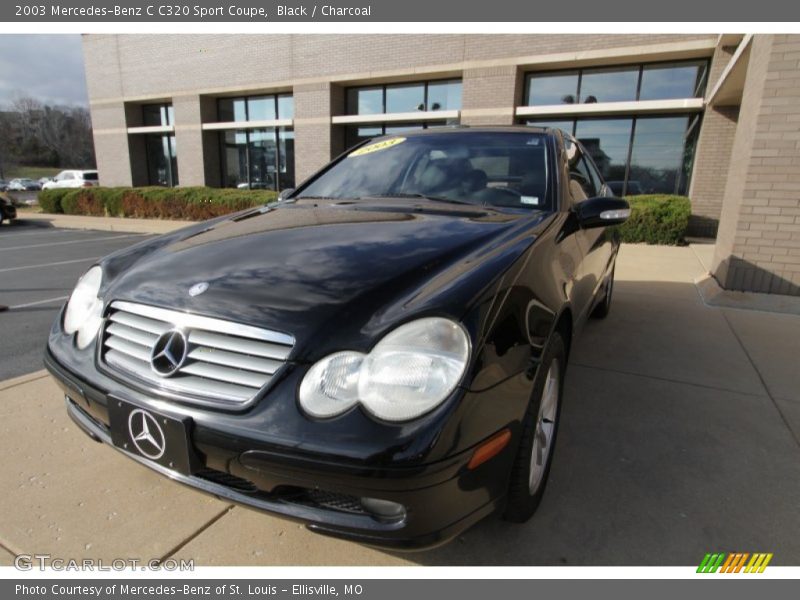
[45,127,629,549]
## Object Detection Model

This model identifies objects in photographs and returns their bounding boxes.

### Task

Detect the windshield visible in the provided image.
[298,131,550,210]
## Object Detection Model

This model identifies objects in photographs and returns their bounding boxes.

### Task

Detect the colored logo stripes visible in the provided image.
[697,552,773,573]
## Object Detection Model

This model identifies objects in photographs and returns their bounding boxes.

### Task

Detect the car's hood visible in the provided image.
[102,200,550,358]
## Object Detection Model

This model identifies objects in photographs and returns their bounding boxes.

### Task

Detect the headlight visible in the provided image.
[63,265,104,349]
[298,317,470,422]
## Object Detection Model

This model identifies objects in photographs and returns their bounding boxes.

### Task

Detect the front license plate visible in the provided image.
[108,397,195,475]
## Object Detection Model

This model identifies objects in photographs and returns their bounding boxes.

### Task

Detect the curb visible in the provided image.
[0,369,50,392]
[17,213,195,235]
[694,273,800,316]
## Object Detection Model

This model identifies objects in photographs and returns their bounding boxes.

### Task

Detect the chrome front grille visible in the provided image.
[100,301,294,407]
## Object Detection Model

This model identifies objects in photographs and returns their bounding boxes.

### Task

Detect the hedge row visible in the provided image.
[37,187,691,245]
[616,194,691,245]
[38,187,278,220]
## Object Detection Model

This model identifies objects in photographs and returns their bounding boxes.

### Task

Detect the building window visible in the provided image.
[217,94,294,122]
[145,134,179,187]
[525,114,701,196]
[524,60,708,106]
[345,79,462,115]
[219,128,294,190]
[341,80,461,150]
[215,93,294,190]
[344,122,450,151]
[141,103,178,186]
[142,103,175,127]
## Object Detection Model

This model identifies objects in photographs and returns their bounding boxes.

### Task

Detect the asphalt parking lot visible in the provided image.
[0,228,799,566]
[0,219,153,380]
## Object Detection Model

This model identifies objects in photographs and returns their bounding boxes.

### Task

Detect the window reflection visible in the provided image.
[345,79,462,115]
[220,127,294,190]
[639,61,707,101]
[629,115,699,195]
[142,103,174,127]
[575,119,634,183]
[145,134,178,187]
[524,115,700,196]
[385,83,426,113]
[427,80,462,112]
[217,94,294,122]
[247,97,277,122]
[526,71,579,105]
[277,94,294,119]
[524,60,709,106]
[346,87,383,115]
[344,123,438,151]
[579,67,638,103]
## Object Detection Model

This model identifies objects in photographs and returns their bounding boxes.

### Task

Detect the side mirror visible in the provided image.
[575,196,630,229]
[278,188,295,201]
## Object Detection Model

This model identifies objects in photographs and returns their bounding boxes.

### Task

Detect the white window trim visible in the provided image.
[127,125,175,134]
[201,119,294,130]
[332,110,460,125]
[515,98,704,118]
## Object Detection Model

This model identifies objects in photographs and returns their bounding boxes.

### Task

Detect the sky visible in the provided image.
[0,34,89,109]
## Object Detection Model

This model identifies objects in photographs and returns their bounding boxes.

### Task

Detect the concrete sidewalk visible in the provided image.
[15,212,193,235]
[1,244,799,566]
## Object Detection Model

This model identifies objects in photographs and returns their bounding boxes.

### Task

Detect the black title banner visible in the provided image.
[2,0,800,22]
[6,579,800,600]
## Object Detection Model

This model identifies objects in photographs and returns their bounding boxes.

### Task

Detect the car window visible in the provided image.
[580,149,605,195]
[298,131,551,210]
[564,138,599,203]
[82,172,99,181]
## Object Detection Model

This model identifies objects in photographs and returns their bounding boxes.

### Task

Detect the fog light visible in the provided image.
[360,497,406,522]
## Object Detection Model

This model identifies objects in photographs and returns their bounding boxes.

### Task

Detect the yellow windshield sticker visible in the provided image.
[349,137,406,157]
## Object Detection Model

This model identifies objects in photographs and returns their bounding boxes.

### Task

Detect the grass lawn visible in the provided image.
[2,166,61,180]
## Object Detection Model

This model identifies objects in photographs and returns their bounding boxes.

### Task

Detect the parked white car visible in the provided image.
[42,170,99,190]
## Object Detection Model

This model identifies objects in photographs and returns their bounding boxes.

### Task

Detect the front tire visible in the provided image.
[503,332,566,523]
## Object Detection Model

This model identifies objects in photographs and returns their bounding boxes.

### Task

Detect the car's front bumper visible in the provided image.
[44,347,510,549]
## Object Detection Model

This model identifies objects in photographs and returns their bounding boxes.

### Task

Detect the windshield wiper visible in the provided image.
[361,193,474,206]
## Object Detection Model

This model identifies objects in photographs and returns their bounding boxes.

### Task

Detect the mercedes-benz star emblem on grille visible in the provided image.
[189,282,209,297]
[127,409,166,460]
[150,330,188,377]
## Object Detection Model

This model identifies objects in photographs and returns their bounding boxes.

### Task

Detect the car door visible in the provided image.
[59,172,76,189]
[579,144,615,283]
[563,138,609,325]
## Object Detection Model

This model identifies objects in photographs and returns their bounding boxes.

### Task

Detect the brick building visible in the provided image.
[82,33,800,296]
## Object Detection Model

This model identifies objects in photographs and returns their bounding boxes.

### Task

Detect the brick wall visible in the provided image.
[461,65,521,126]
[712,35,800,295]
[687,44,739,237]
[173,95,205,187]
[294,82,337,184]
[83,34,713,101]
[91,102,133,187]
[84,34,717,188]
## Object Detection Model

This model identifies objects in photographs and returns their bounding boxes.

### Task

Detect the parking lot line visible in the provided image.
[9,295,69,309]
[1,233,143,252]
[0,256,100,274]
[0,229,75,238]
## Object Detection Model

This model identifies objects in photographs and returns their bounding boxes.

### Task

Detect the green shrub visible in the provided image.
[37,189,71,214]
[38,186,278,220]
[616,194,691,245]
[62,189,105,216]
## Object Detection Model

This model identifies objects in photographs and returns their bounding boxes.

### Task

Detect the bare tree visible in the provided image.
[6,95,95,170]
